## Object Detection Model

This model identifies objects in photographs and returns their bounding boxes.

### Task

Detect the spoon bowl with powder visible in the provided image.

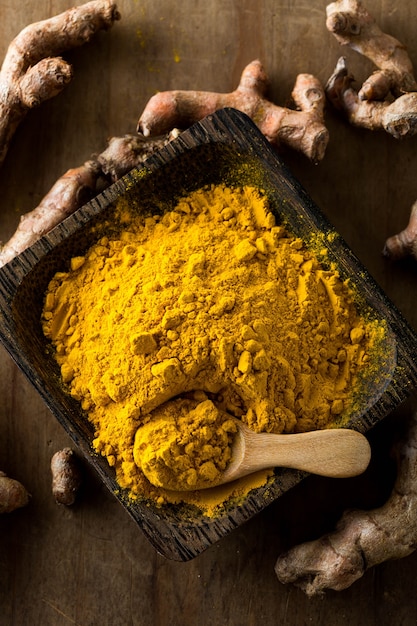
[133,402,371,492]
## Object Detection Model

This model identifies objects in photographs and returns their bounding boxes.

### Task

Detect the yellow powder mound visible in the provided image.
[41,184,387,516]
[133,398,238,491]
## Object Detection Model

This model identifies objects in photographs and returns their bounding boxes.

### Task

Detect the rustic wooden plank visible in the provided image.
[1,0,417,624]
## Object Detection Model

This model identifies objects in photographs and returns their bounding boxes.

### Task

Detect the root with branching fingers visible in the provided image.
[275,409,417,596]
[0,0,120,168]
[325,0,417,137]
[138,60,329,163]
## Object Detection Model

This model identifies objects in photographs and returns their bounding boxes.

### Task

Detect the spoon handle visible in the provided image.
[243,428,371,478]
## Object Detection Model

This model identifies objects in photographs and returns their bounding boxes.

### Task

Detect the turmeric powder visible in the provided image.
[133,398,238,491]
[41,184,388,516]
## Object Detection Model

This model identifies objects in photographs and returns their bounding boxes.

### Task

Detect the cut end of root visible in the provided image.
[384,113,417,139]
[326,12,348,35]
[138,123,151,137]
[308,128,330,164]
[382,235,406,261]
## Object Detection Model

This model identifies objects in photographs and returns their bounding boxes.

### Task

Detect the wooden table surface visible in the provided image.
[1,1,417,624]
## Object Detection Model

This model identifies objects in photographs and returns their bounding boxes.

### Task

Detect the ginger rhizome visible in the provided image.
[0,0,120,168]
[325,0,417,137]
[41,184,388,515]
[275,409,417,596]
[138,60,329,163]
[51,448,82,506]
[0,471,30,514]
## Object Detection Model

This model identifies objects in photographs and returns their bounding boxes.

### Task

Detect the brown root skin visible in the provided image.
[51,448,82,506]
[326,0,417,100]
[0,0,120,167]
[138,60,329,163]
[0,132,176,266]
[0,160,100,267]
[383,200,417,261]
[326,57,417,137]
[97,131,180,182]
[325,1,417,137]
[275,410,417,596]
[0,471,30,513]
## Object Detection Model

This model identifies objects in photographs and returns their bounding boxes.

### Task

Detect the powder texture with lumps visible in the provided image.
[133,398,238,491]
[41,183,388,515]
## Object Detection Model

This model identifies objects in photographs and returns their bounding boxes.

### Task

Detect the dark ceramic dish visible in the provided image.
[1,108,417,561]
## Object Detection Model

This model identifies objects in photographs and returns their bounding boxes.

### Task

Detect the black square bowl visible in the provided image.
[1,108,416,561]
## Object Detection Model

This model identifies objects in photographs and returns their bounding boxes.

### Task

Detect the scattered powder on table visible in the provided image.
[41,183,388,516]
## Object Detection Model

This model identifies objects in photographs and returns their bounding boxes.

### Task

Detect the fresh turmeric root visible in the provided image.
[326,0,417,99]
[96,131,180,183]
[325,1,417,137]
[0,471,30,513]
[383,200,417,261]
[0,160,100,267]
[0,0,120,168]
[51,448,82,506]
[0,132,177,266]
[275,409,417,596]
[138,60,329,163]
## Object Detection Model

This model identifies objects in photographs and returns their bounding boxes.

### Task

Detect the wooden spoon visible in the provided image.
[137,414,371,491]
[218,420,371,487]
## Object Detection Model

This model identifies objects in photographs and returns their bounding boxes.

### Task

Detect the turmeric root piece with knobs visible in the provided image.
[138,60,329,163]
[383,200,417,261]
[326,0,417,99]
[96,130,180,183]
[326,57,417,138]
[0,0,120,168]
[0,161,100,267]
[51,448,82,506]
[0,471,30,513]
[275,410,417,596]
[325,1,417,137]
[0,132,177,267]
